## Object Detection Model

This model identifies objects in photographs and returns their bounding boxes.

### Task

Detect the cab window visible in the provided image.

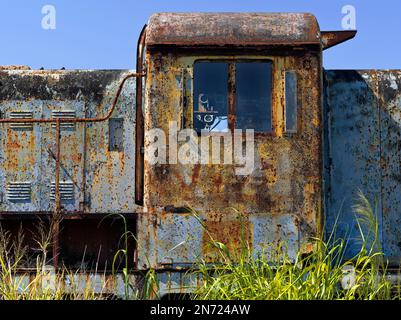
[193,60,273,133]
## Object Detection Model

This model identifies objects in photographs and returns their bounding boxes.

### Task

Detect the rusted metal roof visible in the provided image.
[0,65,31,70]
[321,31,357,50]
[146,13,321,47]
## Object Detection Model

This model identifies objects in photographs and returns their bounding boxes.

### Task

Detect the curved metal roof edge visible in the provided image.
[146,12,321,47]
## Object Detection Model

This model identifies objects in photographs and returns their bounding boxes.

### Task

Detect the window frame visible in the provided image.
[284,70,299,135]
[192,59,275,136]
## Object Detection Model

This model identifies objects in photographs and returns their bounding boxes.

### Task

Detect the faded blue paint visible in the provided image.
[0,70,138,214]
[151,213,300,268]
[156,214,204,266]
[324,70,401,264]
[380,71,401,263]
[250,214,299,260]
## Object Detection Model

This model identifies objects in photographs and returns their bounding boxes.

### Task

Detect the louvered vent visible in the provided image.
[50,181,74,201]
[6,182,32,202]
[9,111,33,129]
[51,110,76,129]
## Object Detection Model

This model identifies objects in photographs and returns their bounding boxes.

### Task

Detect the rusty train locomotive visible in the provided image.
[1,13,401,292]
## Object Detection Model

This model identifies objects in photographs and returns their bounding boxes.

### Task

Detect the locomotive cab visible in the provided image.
[136,13,356,269]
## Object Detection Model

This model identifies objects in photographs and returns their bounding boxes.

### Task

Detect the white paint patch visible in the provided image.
[389,75,398,90]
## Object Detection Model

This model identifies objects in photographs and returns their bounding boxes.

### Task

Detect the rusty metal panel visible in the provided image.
[146,13,321,47]
[140,212,300,269]
[0,101,43,212]
[156,214,204,266]
[321,31,357,50]
[250,214,299,259]
[138,49,323,269]
[85,75,137,213]
[40,100,85,212]
[379,71,401,261]
[325,70,401,264]
[0,70,138,215]
[324,70,382,258]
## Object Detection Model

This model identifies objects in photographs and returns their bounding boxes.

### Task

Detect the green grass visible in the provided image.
[1,192,400,300]
[190,192,400,300]
[0,219,105,300]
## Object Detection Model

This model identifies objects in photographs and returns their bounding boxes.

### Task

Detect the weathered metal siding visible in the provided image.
[137,50,323,269]
[0,100,43,211]
[380,71,401,263]
[325,70,401,264]
[0,70,138,214]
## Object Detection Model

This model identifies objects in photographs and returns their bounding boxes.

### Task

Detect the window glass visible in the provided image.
[236,62,272,132]
[193,62,228,133]
[285,71,298,133]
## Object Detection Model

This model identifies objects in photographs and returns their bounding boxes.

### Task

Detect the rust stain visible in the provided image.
[191,163,200,184]
[202,216,253,262]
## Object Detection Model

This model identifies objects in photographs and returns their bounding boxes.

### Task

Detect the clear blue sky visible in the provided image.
[0,0,399,70]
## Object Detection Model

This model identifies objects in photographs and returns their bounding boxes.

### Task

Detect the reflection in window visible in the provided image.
[236,62,272,132]
[193,62,228,133]
[285,71,298,133]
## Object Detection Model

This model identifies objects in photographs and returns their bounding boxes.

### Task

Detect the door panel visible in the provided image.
[325,70,401,263]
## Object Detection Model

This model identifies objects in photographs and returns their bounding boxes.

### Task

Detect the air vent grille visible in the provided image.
[51,110,76,129]
[9,111,34,129]
[6,182,32,202]
[50,181,74,201]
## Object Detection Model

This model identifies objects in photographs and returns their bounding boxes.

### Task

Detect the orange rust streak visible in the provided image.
[202,218,253,262]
